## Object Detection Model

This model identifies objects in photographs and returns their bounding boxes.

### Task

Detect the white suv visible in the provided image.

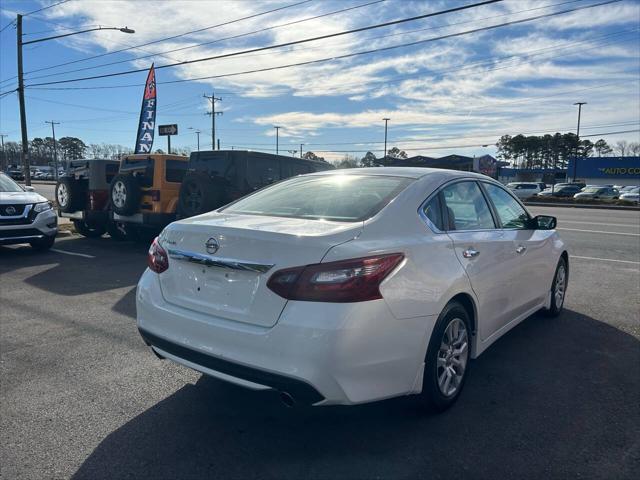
[506,182,542,199]
[0,173,57,250]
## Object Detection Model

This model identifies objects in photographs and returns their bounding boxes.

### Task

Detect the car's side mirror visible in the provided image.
[23,186,35,192]
[531,215,556,230]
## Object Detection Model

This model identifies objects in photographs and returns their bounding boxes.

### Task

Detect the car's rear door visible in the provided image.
[441,180,518,341]
[481,182,554,315]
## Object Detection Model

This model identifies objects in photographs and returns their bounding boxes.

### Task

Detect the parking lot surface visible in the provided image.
[1,206,639,479]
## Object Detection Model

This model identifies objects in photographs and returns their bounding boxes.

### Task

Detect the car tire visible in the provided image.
[110,174,140,216]
[73,219,106,238]
[30,234,55,251]
[56,177,85,213]
[420,301,472,412]
[178,173,224,218]
[106,220,128,241]
[543,256,568,317]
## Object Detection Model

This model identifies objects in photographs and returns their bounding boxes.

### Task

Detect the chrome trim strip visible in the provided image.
[167,248,274,274]
[0,234,44,242]
[0,204,32,220]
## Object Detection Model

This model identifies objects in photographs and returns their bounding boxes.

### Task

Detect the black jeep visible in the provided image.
[177,150,333,218]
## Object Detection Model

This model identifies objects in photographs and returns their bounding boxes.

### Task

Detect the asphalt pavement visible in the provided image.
[1,206,638,479]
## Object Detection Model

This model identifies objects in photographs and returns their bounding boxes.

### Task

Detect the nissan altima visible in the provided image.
[136,168,568,410]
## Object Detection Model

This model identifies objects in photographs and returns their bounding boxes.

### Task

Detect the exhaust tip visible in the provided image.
[280,391,295,408]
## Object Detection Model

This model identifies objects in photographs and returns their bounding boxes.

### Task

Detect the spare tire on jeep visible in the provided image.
[110,174,140,216]
[56,176,86,213]
[178,172,225,218]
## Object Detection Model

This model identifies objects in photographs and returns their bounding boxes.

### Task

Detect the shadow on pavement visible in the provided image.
[0,236,148,296]
[72,310,639,480]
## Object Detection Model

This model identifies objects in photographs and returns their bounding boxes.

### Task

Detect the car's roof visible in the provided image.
[306,167,489,180]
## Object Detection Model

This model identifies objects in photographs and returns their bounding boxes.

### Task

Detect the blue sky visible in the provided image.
[0,0,639,161]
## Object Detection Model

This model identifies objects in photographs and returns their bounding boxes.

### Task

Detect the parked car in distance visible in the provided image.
[537,185,583,197]
[56,159,127,239]
[177,150,334,218]
[619,185,639,193]
[138,168,568,411]
[573,186,619,201]
[506,182,542,199]
[619,187,639,204]
[0,172,57,250]
[7,168,24,181]
[109,154,189,236]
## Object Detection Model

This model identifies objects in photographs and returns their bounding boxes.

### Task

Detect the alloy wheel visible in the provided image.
[437,318,469,397]
[57,184,68,206]
[112,181,127,208]
[554,264,566,308]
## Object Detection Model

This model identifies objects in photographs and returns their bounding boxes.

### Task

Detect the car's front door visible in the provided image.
[440,180,518,341]
[482,182,554,316]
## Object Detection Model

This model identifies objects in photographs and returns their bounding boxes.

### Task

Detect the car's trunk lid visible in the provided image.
[157,212,362,327]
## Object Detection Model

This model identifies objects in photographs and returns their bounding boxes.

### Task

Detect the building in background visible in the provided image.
[387,154,499,178]
[566,157,640,187]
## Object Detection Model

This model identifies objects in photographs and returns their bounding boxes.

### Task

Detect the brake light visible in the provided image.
[148,237,169,273]
[267,254,404,302]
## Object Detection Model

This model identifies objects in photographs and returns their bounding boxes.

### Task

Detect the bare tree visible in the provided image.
[614,141,628,156]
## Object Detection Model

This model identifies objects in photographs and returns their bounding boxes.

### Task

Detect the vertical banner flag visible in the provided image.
[134,64,157,154]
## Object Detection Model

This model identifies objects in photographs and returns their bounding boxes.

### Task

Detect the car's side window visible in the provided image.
[441,181,496,231]
[483,183,530,229]
[422,194,444,231]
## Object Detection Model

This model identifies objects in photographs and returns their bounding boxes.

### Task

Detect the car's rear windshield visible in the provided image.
[222,174,413,222]
[0,173,23,192]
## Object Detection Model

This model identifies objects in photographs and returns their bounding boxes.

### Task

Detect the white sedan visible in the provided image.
[137,168,568,411]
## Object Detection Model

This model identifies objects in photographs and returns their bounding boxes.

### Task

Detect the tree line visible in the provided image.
[0,136,191,169]
[495,134,639,169]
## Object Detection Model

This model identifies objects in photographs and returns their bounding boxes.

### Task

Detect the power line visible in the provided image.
[24,28,639,92]
[23,0,73,17]
[25,0,506,86]
[26,0,621,88]
[21,0,316,77]
[230,129,640,154]
[23,0,387,81]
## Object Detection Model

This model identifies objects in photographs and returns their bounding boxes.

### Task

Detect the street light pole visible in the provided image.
[300,143,304,158]
[572,102,586,182]
[382,118,390,162]
[188,127,201,151]
[274,126,281,155]
[45,121,60,180]
[15,15,135,186]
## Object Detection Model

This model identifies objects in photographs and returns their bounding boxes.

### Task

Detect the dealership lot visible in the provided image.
[1,206,638,479]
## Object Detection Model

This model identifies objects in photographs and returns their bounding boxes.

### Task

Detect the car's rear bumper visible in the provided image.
[59,210,109,223]
[112,212,175,228]
[136,269,433,405]
[0,209,57,245]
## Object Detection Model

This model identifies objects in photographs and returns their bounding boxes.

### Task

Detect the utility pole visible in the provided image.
[572,102,586,182]
[15,17,134,186]
[274,126,281,155]
[300,143,304,159]
[0,134,7,171]
[17,14,31,186]
[382,117,390,162]
[45,121,60,180]
[204,92,222,150]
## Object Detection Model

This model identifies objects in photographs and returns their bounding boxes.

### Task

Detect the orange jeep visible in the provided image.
[109,154,188,234]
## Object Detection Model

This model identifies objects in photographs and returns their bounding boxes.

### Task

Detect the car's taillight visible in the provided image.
[267,254,404,302]
[148,237,169,273]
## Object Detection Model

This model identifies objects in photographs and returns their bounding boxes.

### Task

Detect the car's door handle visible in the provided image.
[516,245,527,254]
[462,248,480,258]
